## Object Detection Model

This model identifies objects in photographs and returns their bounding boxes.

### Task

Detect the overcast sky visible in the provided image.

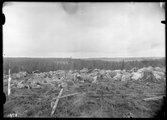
[3,2,165,58]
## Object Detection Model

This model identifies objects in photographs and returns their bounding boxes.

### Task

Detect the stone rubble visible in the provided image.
[5,66,166,89]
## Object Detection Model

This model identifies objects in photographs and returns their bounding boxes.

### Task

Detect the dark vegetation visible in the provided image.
[3,57,165,74]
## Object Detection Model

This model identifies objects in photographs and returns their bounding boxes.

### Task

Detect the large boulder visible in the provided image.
[37,73,45,78]
[91,71,99,76]
[69,70,73,74]
[137,68,146,73]
[114,70,122,73]
[99,70,106,75]
[59,82,68,88]
[56,70,65,78]
[147,66,154,71]
[153,71,165,80]
[113,73,122,81]
[49,71,54,76]
[33,74,42,80]
[76,74,82,81]
[139,67,152,73]
[65,73,74,81]
[30,81,41,88]
[162,67,166,73]
[16,73,22,79]
[140,70,159,83]
[94,69,100,72]
[12,72,27,79]
[80,68,88,73]
[106,73,111,79]
[87,69,93,73]
[107,71,117,78]
[17,83,24,88]
[92,76,98,83]
[89,73,94,77]
[121,73,132,82]
[11,79,19,85]
[23,71,27,77]
[73,73,82,81]
[50,78,63,85]
[122,69,127,74]
[131,72,143,80]
[153,72,161,80]
[154,71,165,76]
[106,70,112,73]
[83,74,93,83]
[155,67,163,72]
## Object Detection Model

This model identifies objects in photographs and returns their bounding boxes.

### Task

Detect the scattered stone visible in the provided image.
[9,66,165,90]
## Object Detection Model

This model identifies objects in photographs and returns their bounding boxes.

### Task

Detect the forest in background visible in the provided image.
[3,57,165,75]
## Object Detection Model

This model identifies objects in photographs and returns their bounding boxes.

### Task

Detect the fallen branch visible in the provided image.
[143,96,165,101]
[51,88,64,116]
[18,80,24,84]
[52,92,82,101]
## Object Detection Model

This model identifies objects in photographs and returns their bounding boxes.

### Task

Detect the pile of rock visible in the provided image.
[9,66,165,90]
[12,71,27,79]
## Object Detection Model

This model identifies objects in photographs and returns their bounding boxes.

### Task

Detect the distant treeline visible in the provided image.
[3,57,165,75]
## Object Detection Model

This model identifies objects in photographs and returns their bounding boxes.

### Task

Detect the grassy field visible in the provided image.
[3,74,166,118]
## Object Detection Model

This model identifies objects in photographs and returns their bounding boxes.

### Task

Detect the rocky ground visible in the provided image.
[3,66,166,118]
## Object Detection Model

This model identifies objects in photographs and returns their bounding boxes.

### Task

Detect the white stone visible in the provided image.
[121,73,131,81]
[131,72,142,80]
[113,73,122,80]
[153,71,165,80]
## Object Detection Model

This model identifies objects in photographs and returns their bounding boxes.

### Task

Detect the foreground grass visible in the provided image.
[3,77,166,118]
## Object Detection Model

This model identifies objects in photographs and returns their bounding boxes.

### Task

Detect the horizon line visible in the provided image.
[3,56,165,59]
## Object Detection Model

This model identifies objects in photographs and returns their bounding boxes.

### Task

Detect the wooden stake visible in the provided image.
[8,69,11,96]
[51,88,64,116]
[144,96,164,101]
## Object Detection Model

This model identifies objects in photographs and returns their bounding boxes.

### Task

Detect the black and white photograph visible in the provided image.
[3,2,166,118]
